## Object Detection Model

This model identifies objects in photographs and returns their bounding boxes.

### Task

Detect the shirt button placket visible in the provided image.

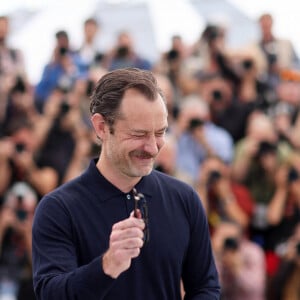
[125,194,133,216]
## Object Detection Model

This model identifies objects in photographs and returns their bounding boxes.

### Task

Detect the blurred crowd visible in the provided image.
[0,11,300,300]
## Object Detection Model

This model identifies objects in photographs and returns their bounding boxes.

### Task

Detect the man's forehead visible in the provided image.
[120,90,165,110]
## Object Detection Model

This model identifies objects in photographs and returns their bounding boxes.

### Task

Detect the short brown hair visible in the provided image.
[90,68,164,132]
[84,17,98,27]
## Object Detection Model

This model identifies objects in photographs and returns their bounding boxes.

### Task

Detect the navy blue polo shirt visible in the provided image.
[32,159,220,299]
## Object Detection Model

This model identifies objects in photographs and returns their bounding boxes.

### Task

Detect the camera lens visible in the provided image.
[288,167,299,183]
[15,143,26,153]
[188,118,204,131]
[207,170,221,186]
[242,59,253,70]
[223,237,239,250]
[212,90,223,102]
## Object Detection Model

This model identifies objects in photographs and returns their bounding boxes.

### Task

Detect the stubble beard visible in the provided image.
[106,146,155,179]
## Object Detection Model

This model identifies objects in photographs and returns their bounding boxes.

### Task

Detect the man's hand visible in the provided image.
[102,213,145,278]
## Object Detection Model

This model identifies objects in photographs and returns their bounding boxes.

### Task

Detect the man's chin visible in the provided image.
[130,164,153,177]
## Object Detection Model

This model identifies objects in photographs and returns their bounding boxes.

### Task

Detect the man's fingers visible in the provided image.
[110,237,144,250]
[112,215,145,231]
[110,227,144,242]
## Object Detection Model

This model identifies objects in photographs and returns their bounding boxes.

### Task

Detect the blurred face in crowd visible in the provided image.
[84,20,98,43]
[177,97,210,133]
[155,74,174,120]
[0,16,9,44]
[199,76,233,113]
[259,14,273,40]
[99,88,168,179]
[56,33,69,50]
[258,149,278,174]
[11,126,37,153]
[202,156,229,178]
[247,113,278,143]
[155,136,177,175]
[117,31,134,57]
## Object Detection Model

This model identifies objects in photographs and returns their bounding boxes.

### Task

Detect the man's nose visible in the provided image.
[144,135,159,156]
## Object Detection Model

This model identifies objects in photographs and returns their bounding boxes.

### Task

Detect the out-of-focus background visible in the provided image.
[1,0,300,83]
[1,1,300,300]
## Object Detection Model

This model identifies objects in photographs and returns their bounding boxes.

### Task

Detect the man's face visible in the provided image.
[102,89,168,179]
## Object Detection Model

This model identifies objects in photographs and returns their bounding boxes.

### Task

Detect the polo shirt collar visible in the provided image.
[82,159,154,202]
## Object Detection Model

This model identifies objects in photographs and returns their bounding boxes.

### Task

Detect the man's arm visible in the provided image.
[32,194,145,300]
[32,196,115,300]
[181,190,220,299]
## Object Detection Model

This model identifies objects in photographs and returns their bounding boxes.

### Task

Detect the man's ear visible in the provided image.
[91,113,106,140]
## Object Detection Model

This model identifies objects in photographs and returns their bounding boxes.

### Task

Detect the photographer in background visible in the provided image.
[232,112,292,183]
[0,15,27,82]
[0,119,58,203]
[263,155,300,278]
[235,52,278,117]
[105,31,151,71]
[0,74,37,138]
[154,35,190,101]
[196,155,254,232]
[196,71,254,143]
[267,223,300,300]
[0,16,29,132]
[77,18,106,72]
[34,84,92,185]
[212,221,266,300]
[34,30,85,113]
[249,13,300,91]
[0,182,37,300]
[175,95,234,184]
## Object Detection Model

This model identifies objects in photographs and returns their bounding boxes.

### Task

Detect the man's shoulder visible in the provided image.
[150,170,195,193]
[38,174,85,208]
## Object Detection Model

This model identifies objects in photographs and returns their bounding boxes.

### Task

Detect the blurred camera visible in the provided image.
[223,237,239,251]
[11,76,26,94]
[256,141,277,158]
[288,167,299,183]
[242,59,254,71]
[4,182,37,221]
[86,79,95,97]
[296,242,300,256]
[211,89,223,102]
[267,53,277,66]
[15,142,26,153]
[57,75,73,94]
[188,118,205,131]
[60,100,70,115]
[94,52,104,64]
[204,25,221,42]
[59,47,68,56]
[16,194,27,221]
[155,164,167,174]
[167,49,179,62]
[207,170,222,186]
[116,46,129,58]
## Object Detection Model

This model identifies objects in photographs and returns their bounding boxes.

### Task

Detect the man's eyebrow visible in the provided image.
[156,126,168,132]
[130,126,168,134]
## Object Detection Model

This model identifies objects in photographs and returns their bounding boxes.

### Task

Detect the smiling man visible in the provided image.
[32,68,220,300]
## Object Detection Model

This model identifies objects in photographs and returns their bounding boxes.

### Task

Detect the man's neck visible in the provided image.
[96,157,141,193]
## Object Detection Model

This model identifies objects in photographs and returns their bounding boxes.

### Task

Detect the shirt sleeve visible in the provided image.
[32,195,115,300]
[181,189,221,299]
